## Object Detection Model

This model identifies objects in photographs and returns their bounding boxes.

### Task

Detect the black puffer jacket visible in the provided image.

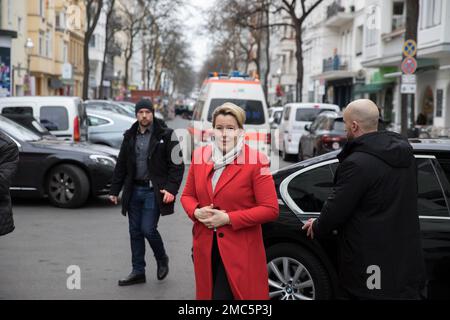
[110,118,185,216]
[313,131,426,299]
[0,131,19,236]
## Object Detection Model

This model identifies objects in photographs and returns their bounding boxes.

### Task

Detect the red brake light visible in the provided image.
[321,135,342,143]
[265,132,271,145]
[74,116,80,142]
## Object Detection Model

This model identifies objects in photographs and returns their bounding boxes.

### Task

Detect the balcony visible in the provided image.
[313,54,355,81]
[324,1,355,28]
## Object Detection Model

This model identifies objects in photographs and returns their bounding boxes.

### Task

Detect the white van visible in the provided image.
[187,72,271,158]
[279,103,340,160]
[0,96,88,142]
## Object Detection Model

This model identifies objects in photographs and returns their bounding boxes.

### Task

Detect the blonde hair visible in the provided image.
[212,103,246,129]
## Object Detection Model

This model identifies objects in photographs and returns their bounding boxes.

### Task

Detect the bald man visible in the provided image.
[303,99,426,300]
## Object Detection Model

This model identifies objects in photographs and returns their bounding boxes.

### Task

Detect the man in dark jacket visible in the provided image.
[0,131,19,237]
[109,99,184,286]
[303,99,426,299]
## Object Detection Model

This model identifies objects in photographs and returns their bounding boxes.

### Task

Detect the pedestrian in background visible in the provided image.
[109,99,184,286]
[181,103,279,300]
[303,99,426,299]
[0,131,19,237]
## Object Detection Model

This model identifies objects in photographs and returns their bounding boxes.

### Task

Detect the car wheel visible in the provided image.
[46,164,90,208]
[266,243,332,300]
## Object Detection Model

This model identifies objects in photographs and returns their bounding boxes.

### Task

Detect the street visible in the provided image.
[0,117,291,300]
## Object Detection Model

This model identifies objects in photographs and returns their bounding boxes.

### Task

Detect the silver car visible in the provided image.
[87,110,135,148]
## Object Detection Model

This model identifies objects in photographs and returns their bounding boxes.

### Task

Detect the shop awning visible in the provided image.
[353,83,391,95]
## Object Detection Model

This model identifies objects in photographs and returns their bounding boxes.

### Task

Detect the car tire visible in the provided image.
[266,243,332,300]
[46,164,90,208]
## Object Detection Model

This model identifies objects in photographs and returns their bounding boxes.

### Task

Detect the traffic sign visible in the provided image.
[401,84,416,94]
[402,74,416,84]
[403,40,417,57]
[401,57,417,74]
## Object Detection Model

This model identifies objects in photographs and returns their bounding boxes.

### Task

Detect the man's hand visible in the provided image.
[160,189,175,203]
[109,195,119,205]
[302,218,316,239]
[198,207,230,229]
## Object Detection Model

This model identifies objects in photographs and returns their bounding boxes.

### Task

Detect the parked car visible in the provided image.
[89,100,165,120]
[85,100,133,117]
[0,115,117,208]
[0,96,88,142]
[87,110,135,148]
[299,111,346,161]
[263,140,450,300]
[269,107,283,129]
[279,103,340,161]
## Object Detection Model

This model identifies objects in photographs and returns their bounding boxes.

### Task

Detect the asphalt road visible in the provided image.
[0,117,292,300]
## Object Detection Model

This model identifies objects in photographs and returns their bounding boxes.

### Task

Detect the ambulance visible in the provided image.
[187,72,271,159]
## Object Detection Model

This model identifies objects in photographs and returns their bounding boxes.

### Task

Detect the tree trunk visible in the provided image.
[295,24,304,102]
[262,3,270,104]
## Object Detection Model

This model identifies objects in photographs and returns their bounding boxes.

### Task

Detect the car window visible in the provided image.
[287,164,335,212]
[295,108,336,122]
[207,99,265,124]
[88,116,110,126]
[283,107,291,121]
[417,158,450,217]
[40,106,69,131]
[333,120,346,131]
[0,115,42,141]
[274,111,282,124]
[310,116,324,132]
[2,106,33,116]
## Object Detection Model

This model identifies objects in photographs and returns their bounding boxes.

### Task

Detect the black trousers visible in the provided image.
[211,232,234,300]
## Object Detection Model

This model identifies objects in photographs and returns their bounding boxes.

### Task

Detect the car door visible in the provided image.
[304,116,324,159]
[416,155,450,299]
[280,106,291,152]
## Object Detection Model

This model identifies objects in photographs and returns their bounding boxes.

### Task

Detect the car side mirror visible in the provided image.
[305,124,310,132]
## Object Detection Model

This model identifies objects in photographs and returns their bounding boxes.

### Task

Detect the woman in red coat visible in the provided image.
[181,103,279,300]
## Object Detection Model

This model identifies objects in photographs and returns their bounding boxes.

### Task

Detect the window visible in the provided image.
[45,32,52,58]
[40,106,69,131]
[332,120,346,131]
[39,0,44,17]
[283,106,291,121]
[436,89,443,118]
[1,106,33,116]
[423,0,442,28]
[355,25,363,56]
[89,35,96,48]
[295,108,336,122]
[88,116,109,126]
[207,99,265,125]
[392,1,406,31]
[417,158,449,217]
[192,100,204,121]
[287,164,336,212]
[309,115,325,132]
[39,31,44,56]
[63,42,68,63]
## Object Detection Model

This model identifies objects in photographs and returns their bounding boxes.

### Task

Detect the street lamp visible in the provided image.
[24,38,34,96]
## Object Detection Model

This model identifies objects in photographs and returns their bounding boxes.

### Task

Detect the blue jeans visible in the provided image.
[128,186,167,274]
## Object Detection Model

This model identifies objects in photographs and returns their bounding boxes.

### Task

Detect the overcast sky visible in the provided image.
[179,0,214,72]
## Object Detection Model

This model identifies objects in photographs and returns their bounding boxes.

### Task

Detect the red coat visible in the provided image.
[181,144,279,300]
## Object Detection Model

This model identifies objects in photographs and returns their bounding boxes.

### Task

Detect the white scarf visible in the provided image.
[211,134,245,170]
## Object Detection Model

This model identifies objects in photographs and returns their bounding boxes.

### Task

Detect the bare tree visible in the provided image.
[99,0,122,98]
[83,0,104,100]
[270,0,323,101]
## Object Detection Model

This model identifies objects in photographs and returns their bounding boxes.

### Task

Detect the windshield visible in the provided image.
[295,108,337,122]
[0,115,42,142]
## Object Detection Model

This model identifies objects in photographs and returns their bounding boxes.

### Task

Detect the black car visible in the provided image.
[299,111,346,161]
[0,115,117,208]
[263,140,450,300]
